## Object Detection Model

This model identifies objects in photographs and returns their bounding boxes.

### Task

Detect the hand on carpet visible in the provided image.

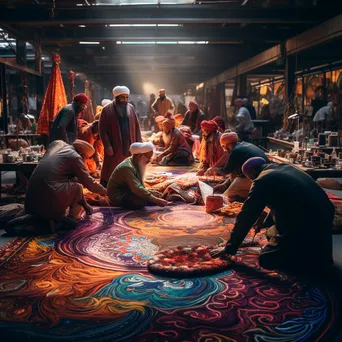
[150,190,163,198]
[213,183,227,193]
[83,203,94,215]
[196,169,206,176]
[154,198,172,207]
[210,246,227,258]
[204,167,218,176]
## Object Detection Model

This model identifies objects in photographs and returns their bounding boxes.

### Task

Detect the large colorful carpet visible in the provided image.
[0,205,340,341]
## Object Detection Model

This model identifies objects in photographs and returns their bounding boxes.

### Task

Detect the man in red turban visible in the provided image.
[181,100,205,134]
[212,116,226,133]
[155,118,194,166]
[50,93,89,144]
[211,132,270,202]
[197,120,228,176]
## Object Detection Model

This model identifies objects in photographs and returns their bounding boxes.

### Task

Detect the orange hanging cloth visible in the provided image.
[37,53,67,135]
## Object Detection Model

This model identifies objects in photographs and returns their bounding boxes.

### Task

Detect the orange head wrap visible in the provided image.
[155,115,165,123]
[201,120,218,132]
[220,132,238,145]
[162,118,175,129]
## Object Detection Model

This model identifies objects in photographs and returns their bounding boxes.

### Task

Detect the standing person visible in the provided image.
[211,157,334,274]
[234,98,254,141]
[25,140,107,230]
[50,93,88,144]
[107,142,170,209]
[243,98,257,120]
[181,100,205,134]
[151,89,174,117]
[99,85,142,187]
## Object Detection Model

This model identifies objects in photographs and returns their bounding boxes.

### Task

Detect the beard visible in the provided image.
[138,159,148,181]
[116,101,127,118]
[162,131,172,146]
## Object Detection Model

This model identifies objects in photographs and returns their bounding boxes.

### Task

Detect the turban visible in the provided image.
[188,100,198,108]
[162,118,175,129]
[220,132,238,145]
[201,120,218,132]
[174,113,184,121]
[73,139,95,159]
[179,126,192,139]
[113,86,130,98]
[242,98,248,104]
[101,99,112,107]
[212,116,225,132]
[155,115,165,123]
[129,142,154,155]
[234,98,244,106]
[242,157,267,177]
[73,93,89,104]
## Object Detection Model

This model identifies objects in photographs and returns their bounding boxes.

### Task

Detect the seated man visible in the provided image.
[107,142,170,209]
[212,157,334,273]
[151,115,166,146]
[25,140,107,230]
[197,120,227,176]
[155,118,194,166]
[210,132,270,202]
[181,100,205,134]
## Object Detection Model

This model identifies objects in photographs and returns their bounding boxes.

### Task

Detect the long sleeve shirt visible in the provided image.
[107,156,153,205]
[50,103,78,144]
[151,97,174,116]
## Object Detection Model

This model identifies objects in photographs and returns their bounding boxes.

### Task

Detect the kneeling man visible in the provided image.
[25,140,107,228]
[155,118,194,166]
[107,142,170,209]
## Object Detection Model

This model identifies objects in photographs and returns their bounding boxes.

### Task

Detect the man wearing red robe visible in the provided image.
[99,85,142,187]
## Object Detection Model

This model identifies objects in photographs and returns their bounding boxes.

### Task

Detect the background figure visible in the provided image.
[151,89,174,118]
[234,98,254,141]
[181,100,205,135]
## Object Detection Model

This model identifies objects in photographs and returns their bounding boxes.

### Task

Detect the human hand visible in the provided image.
[213,183,227,193]
[83,203,94,215]
[150,190,162,198]
[154,198,172,207]
[156,155,163,163]
[196,169,206,176]
[205,167,217,176]
[105,146,114,157]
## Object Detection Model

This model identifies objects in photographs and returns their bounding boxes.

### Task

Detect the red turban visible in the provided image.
[201,120,218,132]
[73,93,89,104]
[220,132,238,145]
[212,116,225,132]
[174,113,184,120]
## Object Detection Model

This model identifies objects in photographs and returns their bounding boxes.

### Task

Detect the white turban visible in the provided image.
[129,142,154,155]
[101,99,112,107]
[113,86,130,98]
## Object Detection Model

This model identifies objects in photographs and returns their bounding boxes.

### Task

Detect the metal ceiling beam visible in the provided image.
[21,27,288,44]
[0,5,328,26]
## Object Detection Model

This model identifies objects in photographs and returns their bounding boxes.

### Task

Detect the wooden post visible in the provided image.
[238,73,247,98]
[0,63,8,133]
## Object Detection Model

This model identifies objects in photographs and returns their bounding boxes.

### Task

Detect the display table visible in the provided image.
[268,154,342,180]
[0,162,38,196]
[0,133,42,148]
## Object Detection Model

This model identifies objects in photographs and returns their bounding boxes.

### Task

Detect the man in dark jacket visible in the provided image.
[50,93,88,144]
[212,157,334,273]
[209,132,270,201]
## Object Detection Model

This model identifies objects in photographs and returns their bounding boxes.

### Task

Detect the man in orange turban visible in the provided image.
[155,118,193,166]
[211,131,270,202]
[197,120,228,176]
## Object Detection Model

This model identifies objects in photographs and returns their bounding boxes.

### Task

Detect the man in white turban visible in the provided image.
[107,142,170,209]
[99,85,142,187]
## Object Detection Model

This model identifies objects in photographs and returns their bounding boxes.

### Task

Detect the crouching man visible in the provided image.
[25,140,107,231]
[107,142,170,209]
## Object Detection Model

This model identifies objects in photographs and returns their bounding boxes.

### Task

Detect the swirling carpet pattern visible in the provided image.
[0,206,339,342]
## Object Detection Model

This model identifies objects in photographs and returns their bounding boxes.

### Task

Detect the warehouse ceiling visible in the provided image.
[0,0,340,93]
